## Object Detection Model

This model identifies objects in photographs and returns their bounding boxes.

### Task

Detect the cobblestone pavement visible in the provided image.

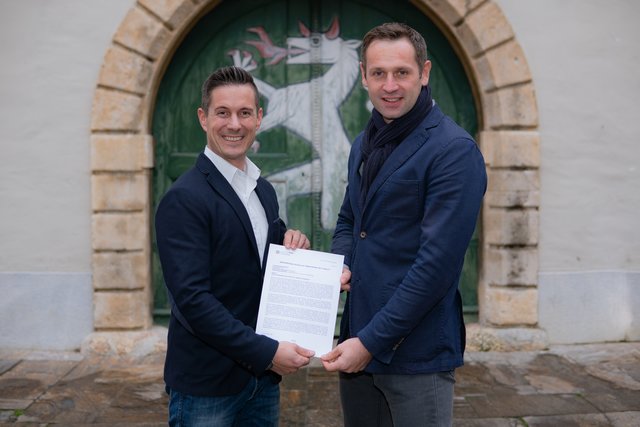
[0,342,639,426]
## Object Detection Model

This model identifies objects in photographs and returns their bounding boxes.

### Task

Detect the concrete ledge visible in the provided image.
[0,272,93,351]
[466,323,548,352]
[539,270,640,343]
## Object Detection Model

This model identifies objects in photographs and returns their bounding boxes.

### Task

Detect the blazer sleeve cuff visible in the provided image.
[357,330,398,365]
[258,336,279,374]
[236,335,278,375]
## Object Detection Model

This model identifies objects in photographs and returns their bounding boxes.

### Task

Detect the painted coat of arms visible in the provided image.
[229,17,364,230]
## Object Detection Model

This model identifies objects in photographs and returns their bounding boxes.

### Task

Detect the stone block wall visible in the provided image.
[90,0,209,331]
[418,1,542,345]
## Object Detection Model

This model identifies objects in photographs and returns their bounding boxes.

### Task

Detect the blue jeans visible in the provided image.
[340,370,455,427]
[168,376,279,427]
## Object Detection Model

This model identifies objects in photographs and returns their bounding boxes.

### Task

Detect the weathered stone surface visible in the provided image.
[98,45,154,95]
[92,212,148,251]
[0,360,19,376]
[419,0,483,26]
[81,328,167,357]
[481,287,538,326]
[558,344,640,391]
[457,1,514,57]
[466,393,597,418]
[486,169,540,208]
[138,0,196,29]
[466,324,547,352]
[92,173,149,211]
[485,83,539,129]
[484,207,539,245]
[93,291,149,330]
[523,414,611,426]
[453,419,523,426]
[113,6,172,60]
[3,343,640,425]
[483,247,538,286]
[91,134,154,172]
[0,360,77,406]
[480,130,540,168]
[91,88,143,132]
[475,40,531,91]
[607,411,640,427]
[93,251,149,291]
[10,354,165,425]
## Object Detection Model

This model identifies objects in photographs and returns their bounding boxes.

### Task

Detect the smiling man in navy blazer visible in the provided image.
[155,66,314,427]
[321,23,487,426]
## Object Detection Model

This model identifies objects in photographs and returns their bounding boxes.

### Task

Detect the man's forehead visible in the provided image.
[210,85,257,107]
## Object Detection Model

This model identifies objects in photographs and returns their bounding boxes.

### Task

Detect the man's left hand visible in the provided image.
[320,337,372,373]
[283,229,310,249]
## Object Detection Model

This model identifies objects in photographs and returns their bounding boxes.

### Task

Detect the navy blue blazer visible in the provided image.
[332,104,487,374]
[155,153,286,396]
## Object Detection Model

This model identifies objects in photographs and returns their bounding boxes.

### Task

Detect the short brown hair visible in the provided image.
[360,23,428,75]
[201,66,260,112]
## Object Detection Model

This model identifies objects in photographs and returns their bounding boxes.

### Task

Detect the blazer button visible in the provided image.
[360,231,367,239]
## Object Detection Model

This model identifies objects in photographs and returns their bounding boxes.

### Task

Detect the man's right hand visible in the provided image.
[270,342,315,375]
[340,266,351,292]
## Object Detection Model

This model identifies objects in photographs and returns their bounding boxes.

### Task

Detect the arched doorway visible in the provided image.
[90,0,543,350]
[150,0,479,325]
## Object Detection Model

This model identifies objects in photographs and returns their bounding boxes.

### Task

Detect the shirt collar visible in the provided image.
[204,146,262,183]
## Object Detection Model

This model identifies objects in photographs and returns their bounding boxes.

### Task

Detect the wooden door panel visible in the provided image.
[152,0,479,324]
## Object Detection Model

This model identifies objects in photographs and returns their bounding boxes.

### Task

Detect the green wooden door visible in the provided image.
[152,0,479,325]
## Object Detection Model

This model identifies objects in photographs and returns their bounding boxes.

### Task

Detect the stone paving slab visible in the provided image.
[0,343,639,425]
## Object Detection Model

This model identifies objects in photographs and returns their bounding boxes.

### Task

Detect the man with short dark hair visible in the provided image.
[156,66,314,426]
[322,23,487,426]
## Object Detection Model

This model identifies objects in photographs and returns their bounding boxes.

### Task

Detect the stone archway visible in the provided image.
[89,0,544,351]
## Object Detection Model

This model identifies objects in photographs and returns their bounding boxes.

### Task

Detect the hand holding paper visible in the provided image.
[282,229,311,250]
[340,267,351,292]
[320,337,372,373]
[256,244,344,356]
[271,342,315,375]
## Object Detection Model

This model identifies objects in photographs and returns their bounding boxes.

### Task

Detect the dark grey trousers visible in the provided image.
[339,370,455,427]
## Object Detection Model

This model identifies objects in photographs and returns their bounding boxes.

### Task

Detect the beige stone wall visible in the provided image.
[416,1,540,337]
[90,0,210,330]
[91,0,542,347]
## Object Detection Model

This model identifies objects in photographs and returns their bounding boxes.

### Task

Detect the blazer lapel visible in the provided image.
[362,104,444,213]
[196,154,261,262]
[350,147,364,219]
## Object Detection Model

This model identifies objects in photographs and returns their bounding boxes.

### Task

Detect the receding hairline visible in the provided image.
[206,82,260,109]
[201,66,260,112]
[360,22,428,72]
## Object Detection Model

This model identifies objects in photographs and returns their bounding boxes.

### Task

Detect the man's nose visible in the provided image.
[228,114,241,129]
[383,73,399,92]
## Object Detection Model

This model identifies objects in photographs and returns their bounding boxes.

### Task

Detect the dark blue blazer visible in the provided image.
[332,104,487,374]
[155,153,286,396]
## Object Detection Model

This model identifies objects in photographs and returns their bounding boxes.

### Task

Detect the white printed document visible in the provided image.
[256,244,344,356]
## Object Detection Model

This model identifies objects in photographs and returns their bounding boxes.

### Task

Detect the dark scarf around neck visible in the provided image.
[360,84,433,206]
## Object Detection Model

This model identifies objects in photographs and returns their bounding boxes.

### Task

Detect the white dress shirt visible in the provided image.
[204,146,269,264]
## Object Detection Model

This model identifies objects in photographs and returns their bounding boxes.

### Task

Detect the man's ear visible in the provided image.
[421,60,432,86]
[197,107,207,132]
[256,107,263,130]
[360,62,368,89]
